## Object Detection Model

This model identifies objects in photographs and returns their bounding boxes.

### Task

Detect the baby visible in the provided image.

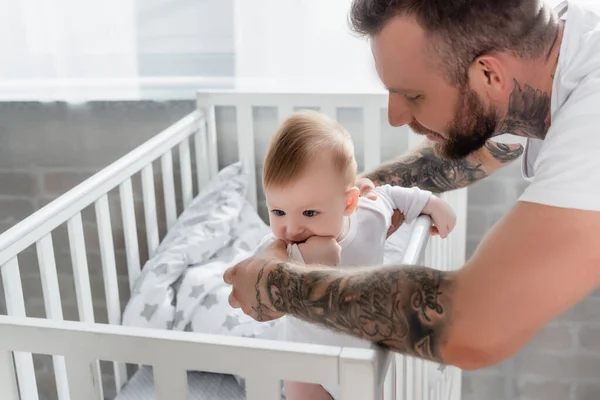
[257,110,456,400]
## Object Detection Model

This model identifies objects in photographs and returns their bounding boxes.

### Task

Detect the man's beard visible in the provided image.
[410,86,499,160]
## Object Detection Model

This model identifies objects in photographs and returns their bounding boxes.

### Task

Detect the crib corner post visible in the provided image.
[0,349,19,400]
[339,348,381,400]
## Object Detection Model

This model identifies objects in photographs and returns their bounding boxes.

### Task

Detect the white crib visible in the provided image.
[0,90,467,400]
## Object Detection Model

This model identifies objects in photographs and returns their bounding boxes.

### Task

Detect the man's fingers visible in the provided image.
[265,238,288,259]
[223,265,236,285]
[228,291,241,308]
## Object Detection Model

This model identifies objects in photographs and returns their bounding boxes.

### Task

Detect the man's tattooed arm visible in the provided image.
[363,140,523,193]
[262,263,456,363]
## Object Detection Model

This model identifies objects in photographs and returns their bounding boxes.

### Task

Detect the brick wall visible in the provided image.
[0,101,598,399]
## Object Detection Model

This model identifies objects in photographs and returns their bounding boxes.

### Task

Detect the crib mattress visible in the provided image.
[114,366,284,400]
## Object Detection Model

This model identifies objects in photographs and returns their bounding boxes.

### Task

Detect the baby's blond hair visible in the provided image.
[263,110,357,189]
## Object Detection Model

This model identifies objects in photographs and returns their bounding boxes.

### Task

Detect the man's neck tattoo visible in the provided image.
[499,79,551,140]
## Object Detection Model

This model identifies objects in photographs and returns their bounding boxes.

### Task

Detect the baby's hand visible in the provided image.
[422,196,456,239]
[297,236,341,267]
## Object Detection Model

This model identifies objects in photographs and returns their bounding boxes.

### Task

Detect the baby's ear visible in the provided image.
[344,186,360,216]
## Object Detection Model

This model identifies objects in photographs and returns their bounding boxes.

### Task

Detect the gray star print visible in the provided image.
[222,315,240,331]
[166,320,174,330]
[184,322,193,332]
[173,310,185,327]
[201,293,218,309]
[153,263,168,276]
[141,304,158,321]
[190,285,205,299]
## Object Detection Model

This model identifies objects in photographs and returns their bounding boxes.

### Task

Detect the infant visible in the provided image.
[257,110,456,400]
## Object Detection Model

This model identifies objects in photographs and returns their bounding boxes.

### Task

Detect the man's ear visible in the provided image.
[344,186,360,216]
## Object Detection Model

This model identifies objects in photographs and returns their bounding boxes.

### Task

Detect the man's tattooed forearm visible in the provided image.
[252,261,278,321]
[264,263,455,362]
[364,146,486,193]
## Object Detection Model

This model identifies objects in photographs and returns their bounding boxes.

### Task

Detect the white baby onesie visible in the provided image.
[256,184,433,399]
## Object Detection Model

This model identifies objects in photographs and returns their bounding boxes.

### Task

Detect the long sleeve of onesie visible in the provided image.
[376,185,432,223]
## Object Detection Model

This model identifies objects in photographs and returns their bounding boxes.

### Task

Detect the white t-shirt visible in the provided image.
[495,1,600,210]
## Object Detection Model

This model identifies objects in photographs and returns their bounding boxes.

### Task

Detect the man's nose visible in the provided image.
[388,94,413,127]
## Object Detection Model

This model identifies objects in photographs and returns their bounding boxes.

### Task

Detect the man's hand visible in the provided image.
[297,236,341,266]
[223,239,287,321]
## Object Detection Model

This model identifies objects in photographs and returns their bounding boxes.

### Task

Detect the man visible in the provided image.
[224,0,600,370]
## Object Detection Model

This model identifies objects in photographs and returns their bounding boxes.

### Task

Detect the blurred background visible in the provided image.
[1,0,599,399]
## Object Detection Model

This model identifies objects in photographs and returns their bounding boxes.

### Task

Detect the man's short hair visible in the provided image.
[263,110,357,189]
[349,0,558,85]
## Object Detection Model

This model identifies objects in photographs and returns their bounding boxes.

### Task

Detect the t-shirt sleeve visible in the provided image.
[518,78,600,211]
[377,185,432,223]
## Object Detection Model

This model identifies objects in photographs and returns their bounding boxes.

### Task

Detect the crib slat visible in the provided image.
[277,104,294,122]
[65,356,102,400]
[67,213,95,322]
[154,365,188,400]
[194,127,210,193]
[95,195,128,391]
[160,150,177,230]
[236,104,257,209]
[383,356,396,400]
[119,179,141,290]
[0,349,19,400]
[37,235,70,400]
[205,105,219,179]
[179,138,193,209]
[339,349,379,400]
[1,257,39,400]
[395,355,405,400]
[141,164,160,258]
[320,105,337,121]
[363,105,381,172]
[245,378,281,400]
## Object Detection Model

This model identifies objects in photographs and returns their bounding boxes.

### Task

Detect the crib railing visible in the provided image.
[0,111,209,399]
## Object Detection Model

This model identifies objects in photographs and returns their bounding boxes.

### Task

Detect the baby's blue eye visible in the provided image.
[303,210,318,217]
[271,209,285,217]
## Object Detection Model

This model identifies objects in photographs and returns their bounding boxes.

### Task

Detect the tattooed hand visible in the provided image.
[224,239,288,321]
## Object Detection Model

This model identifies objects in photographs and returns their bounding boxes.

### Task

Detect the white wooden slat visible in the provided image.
[236,105,257,209]
[405,357,414,400]
[179,138,193,209]
[277,104,295,122]
[339,349,379,400]
[320,105,337,121]
[141,164,160,258]
[36,235,69,400]
[423,362,429,400]
[363,105,381,172]
[194,127,210,192]
[65,356,102,400]
[245,377,281,400]
[119,179,141,290]
[204,105,219,179]
[1,258,39,400]
[383,357,395,400]
[67,213,95,323]
[160,150,177,230]
[413,358,423,400]
[153,365,188,400]
[95,195,128,391]
[395,355,405,400]
[0,349,19,400]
